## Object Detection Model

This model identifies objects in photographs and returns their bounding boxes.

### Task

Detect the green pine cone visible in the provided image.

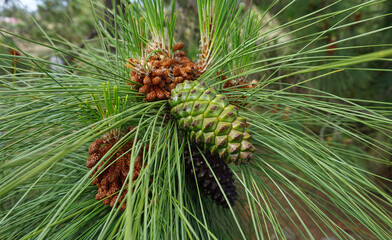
[169,80,255,164]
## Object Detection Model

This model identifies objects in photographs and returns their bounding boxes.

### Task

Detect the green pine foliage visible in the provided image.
[1,0,392,239]
[259,0,392,100]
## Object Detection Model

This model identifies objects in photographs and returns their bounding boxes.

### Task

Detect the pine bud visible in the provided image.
[152,76,162,85]
[173,42,184,51]
[146,90,157,101]
[154,86,165,99]
[139,85,149,94]
[143,76,151,85]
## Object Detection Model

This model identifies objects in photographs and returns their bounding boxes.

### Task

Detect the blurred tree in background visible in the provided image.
[1,0,94,51]
[0,0,95,75]
[254,0,392,101]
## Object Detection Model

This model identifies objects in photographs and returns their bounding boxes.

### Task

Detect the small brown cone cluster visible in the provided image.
[222,78,258,106]
[222,78,258,90]
[127,42,201,101]
[86,128,144,210]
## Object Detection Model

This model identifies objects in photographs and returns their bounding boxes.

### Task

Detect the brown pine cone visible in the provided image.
[184,145,237,208]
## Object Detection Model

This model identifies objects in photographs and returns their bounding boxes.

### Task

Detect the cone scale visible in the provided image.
[169,80,255,164]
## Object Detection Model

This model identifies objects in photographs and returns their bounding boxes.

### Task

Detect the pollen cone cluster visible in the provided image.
[169,80,255,164]
[127,42,201,101]
[222,78,259,106]
[86,128,144,210]
[222,78,258,89]
[185,145,237,208]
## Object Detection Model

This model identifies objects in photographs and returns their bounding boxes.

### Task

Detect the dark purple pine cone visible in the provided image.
[184,145,237,208]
